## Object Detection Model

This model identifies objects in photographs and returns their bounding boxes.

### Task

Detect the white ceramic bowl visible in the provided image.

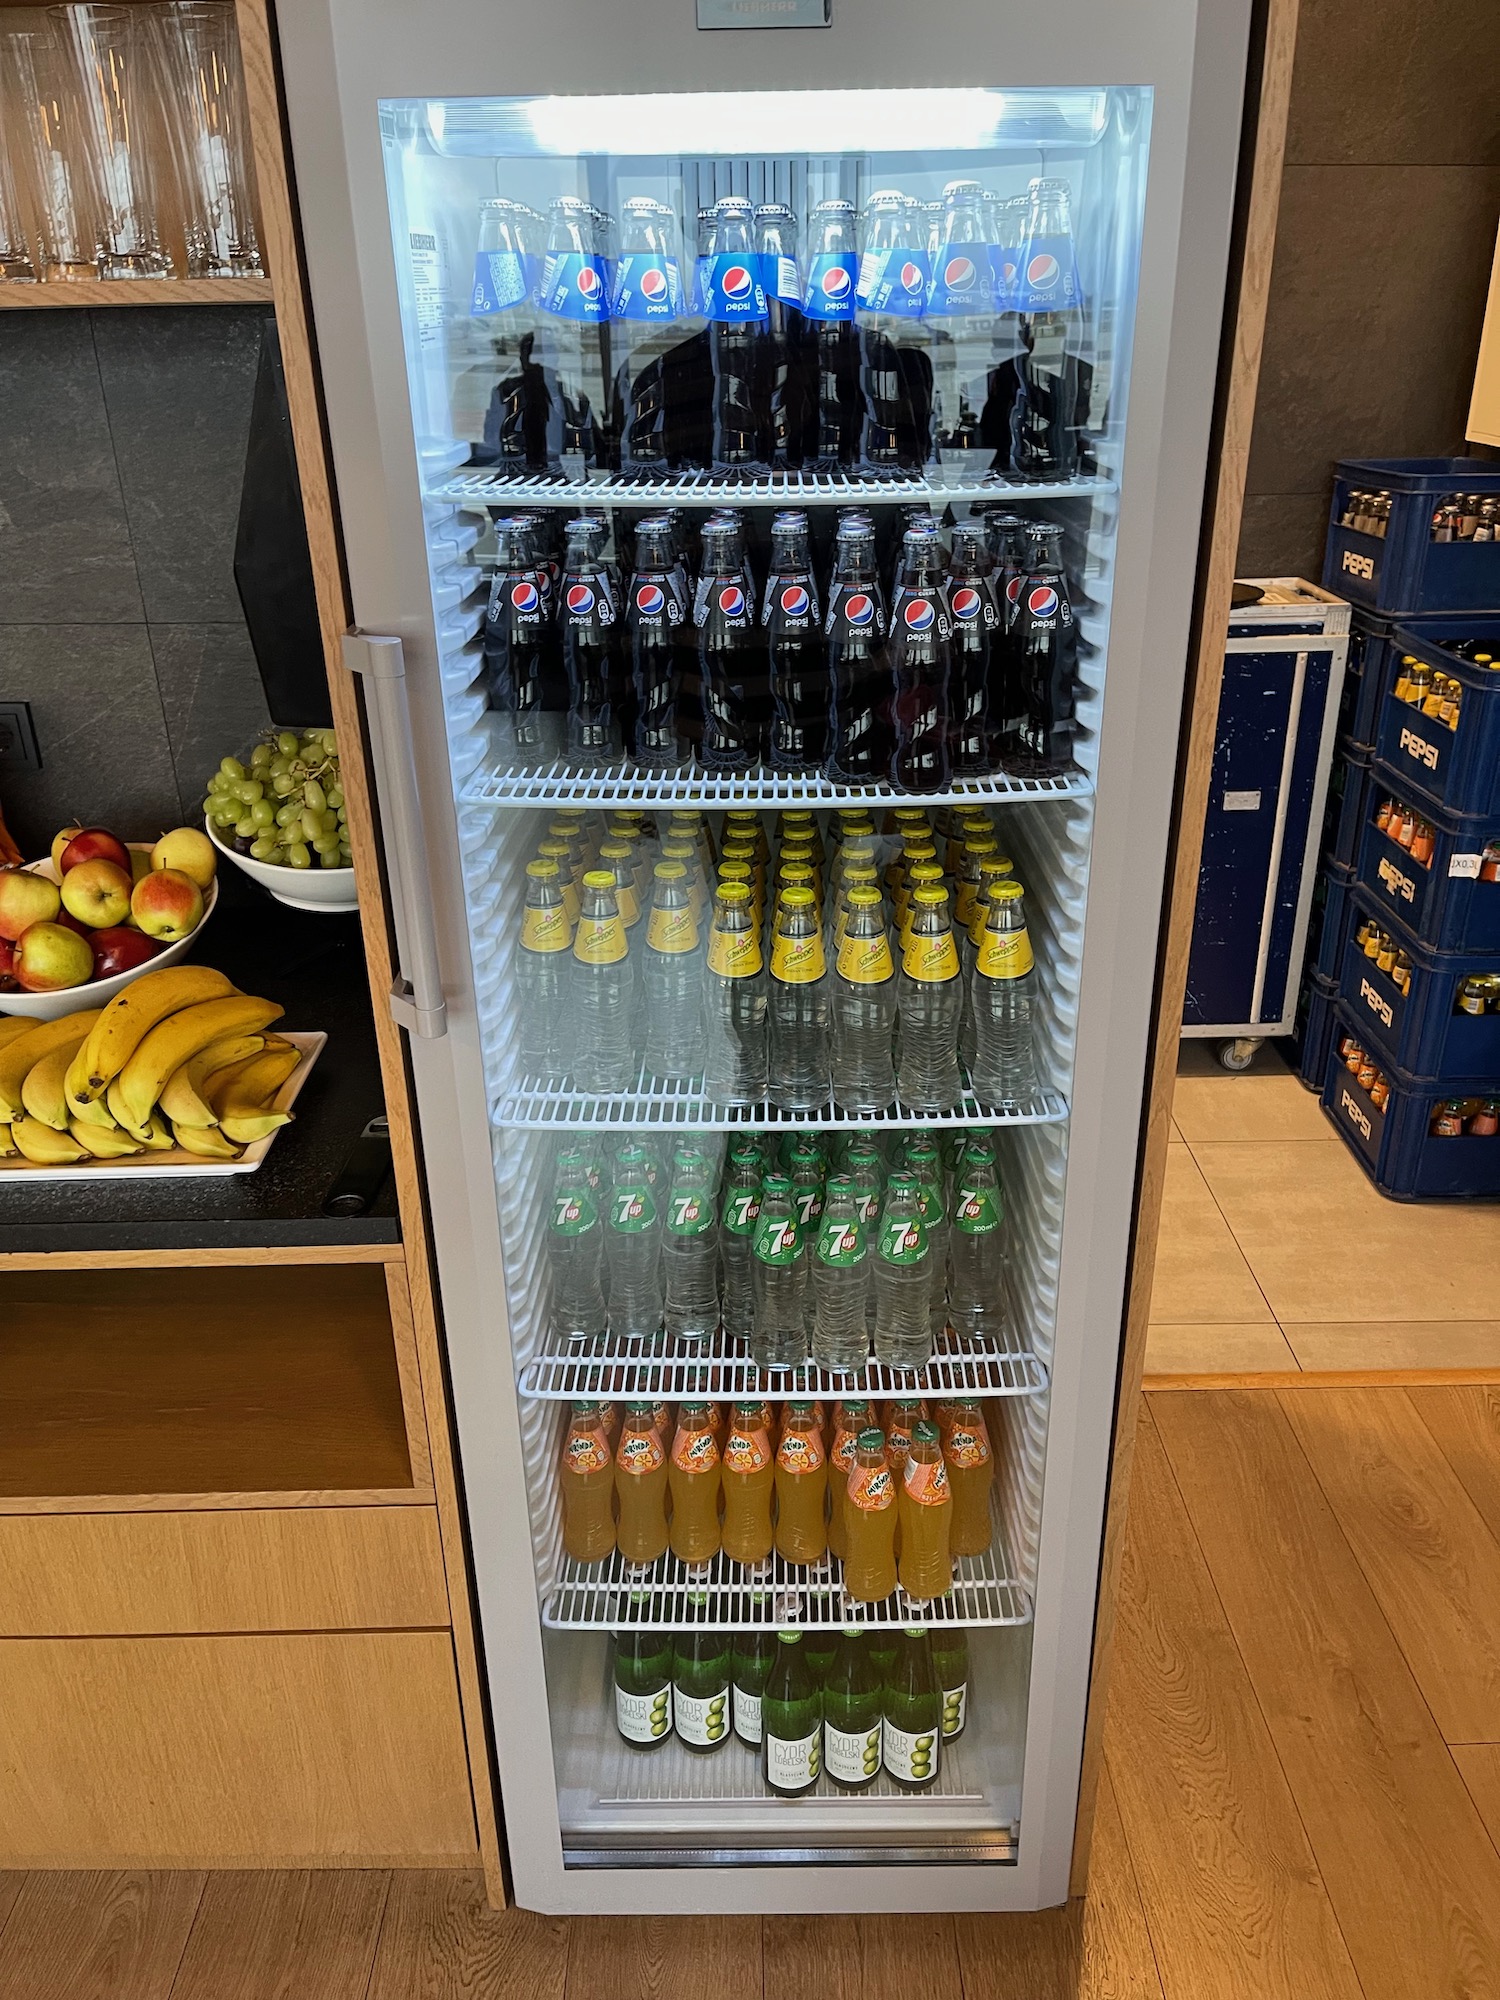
[205,817,360,914]
[0,844,219,1022]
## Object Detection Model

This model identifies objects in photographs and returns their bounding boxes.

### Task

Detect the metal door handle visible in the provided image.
[342,631,449,1039]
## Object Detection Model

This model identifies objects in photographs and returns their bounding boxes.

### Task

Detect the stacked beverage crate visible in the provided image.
[1314,458,1500,1197]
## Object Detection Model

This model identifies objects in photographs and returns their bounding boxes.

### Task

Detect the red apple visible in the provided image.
[89,925,160,980]
[60,827,131,875]
[60,857,133,929]
[0,936,15,989]
[54,909,92,937]
[14,920,94,992]
[0,867,61,941]
[130,866,203,941]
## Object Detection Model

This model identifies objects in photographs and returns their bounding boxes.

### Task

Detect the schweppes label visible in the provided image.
[771,932,827,984]
[837,931,894,985]
[573,913,628,964]
[707,927,763,978]
[647,904,699,954]
[902,931,960,982]
[521,905,571,953]
[976,927,1034,980]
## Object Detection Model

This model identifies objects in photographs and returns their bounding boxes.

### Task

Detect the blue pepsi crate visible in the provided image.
[1373,614,1500,821]
[1323,458,1500,615]
[1339,608,1393,750]
[1310,860,1358,979]
[1355,763,1500,952]
[1335,885,1500,1081]
[1321,1003,1500,1200]
[1324,746,1372,867]
[1297,971,1341,1091]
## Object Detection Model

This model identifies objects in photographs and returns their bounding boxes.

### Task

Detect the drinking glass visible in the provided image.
[149,0,262,276]
[58,3,173,277]
[6,15,105,280]
[0,32,40,281]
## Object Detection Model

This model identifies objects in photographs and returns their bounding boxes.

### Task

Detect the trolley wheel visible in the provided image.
[1218,1037,1262,1072]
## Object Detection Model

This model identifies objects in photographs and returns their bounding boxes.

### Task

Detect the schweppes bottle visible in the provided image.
[703,882,768,1107]
[517,859,572,1082]
[895,885,963,1115]
[831,885,896,1116]
[769,885,831,1115]
[969,879,1039,1107]
[571,868,632,1093]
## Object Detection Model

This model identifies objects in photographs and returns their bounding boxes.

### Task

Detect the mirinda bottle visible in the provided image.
[944,1398,995,1556]
[560,1400,616,1563]
[668,1402,722,1567]
[614,1402,669,1566]
[826,1398,874,1559]
[720,1399,775,1566]
[898,1420,953,1599]
[774,1401,828,1565]
[842,1427,898,1602]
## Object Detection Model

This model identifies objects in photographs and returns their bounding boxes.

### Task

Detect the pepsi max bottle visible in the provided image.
[611,197,690,478]
[626,516,690,768]
[763,510,823,771]
[1010,180,1092,481]
[482,515,551,761]
[804,198,862,472]
[984,512,1030,765]
[695,515,760,770]
[825,517,891,784]
[559,515,621,765]
[946,521,1001,777]
[697,197,769,475]
[533,197,606,477]
[887,525,953,793]
[856,190,933,471]
[1010,522,1078,775]
[927,181,997,467]
[755,203,808,470]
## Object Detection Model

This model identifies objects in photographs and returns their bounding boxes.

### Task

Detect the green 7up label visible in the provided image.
[880,1216,927,1265]
[722,1188,762,1236]
[752,1213,799,1267]
[611,1185,657,1232]
[552,1190,597,1235]
[668,1191,714,1236]
[953,1186,1001,1234]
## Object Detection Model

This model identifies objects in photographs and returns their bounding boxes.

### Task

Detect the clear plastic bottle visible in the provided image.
[570,867,633,1093]
[958,858,1014,1070]
[904,1137,950,1347]
[872,1171,933,1371]
[768,885,831,1114]
[606,1141,662,1341]
[640,861,703,1082]
[812,1174,871,1373]
[516,859,572,1083]
[948,1138,1005,1340]
[831,886,897,1114]
[896,885,963,1113]
[718,1137,764,1347]
[751,1171,809,1371]
[547,1146,607,1341]
[970,879,1039,1106]
[662,1144,720,1351]
[701,882,768,1107]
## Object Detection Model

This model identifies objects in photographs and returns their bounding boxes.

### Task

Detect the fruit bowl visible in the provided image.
[0,845,219,1022]
[205,818,359,915]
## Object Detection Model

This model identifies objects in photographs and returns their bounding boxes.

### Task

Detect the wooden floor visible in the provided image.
[7,1384,1500,1997]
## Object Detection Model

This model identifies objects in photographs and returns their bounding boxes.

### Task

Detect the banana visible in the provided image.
[171,1119,243,1160]
[141,1110,174,1151]
[158,1034,266,1129]
[205,1044,300,1113]
[19,1027,93,1130]
[116,996,283,1129]
[0,1129,17,1158]
[220,1107,293,1145]
[0,1011,104,1121]
[78,966,236,1101]
[107,1077,154,1143]
[0,1017,38,1053]
[64,1040,115,1127]
[12,1118,89,1165]
[69,1117,144,1160]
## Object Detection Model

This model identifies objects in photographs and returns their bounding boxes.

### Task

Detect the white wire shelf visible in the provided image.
[589,1727,995,1815]
[519,1322,1047,1402]
[492,1073,1068,1131]
[430,467,1112,511]
[460,756,1091,811]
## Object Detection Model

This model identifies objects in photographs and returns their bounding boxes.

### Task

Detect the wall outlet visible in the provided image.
[0,702,41,772]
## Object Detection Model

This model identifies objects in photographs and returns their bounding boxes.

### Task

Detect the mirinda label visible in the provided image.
[647,904,699,954]
[777,1427,826,1474]
[616,1429,665,1476]
[521,905,571,953]
[944,1421,992,1470]
[573,914,628,965]
[563,1421,612,1476]
[837,931,894,985]
[722,1425,772,1476]
[672,1427,720,1475]
[903,1455,951,1507]
[901,931,960,982]
[976,927,1034,979]
[771,932,827,984]
[707,927,763,978]
[847,1461,895,1512]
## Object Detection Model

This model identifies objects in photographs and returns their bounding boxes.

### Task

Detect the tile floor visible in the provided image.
[1145,1040,1500,1378]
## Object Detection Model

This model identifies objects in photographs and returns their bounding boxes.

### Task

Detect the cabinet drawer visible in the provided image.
[0,1506,450,1635]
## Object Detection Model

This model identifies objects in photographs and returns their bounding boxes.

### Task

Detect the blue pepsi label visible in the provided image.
[857,247,928,318]
[630,572,688,627]
[892,588,952,639]
[539,251,610,322]
[696,255,767,323]
[761,254,802,305]
[802,252,859,322]
[612,253,682,321]
[763,574,819,629]
[563,574,616,625]
[694,576,754,628]
[927,246,995,316]
[989,245,1018,313]
[471,249,529,316]
[825,586,885,639]
[1014,237,1083,311]
[947,580,1000,629]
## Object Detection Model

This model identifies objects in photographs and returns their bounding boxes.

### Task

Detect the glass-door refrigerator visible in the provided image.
[276,0,1251,1915]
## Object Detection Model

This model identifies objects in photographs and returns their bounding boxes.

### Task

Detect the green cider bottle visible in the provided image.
[731,1625,777,1747]
[762,1630,823,1796]
[929,1627,971,1743]
[613,1596,673,1750]
[822,1625,883,1790]
[883,1626,941,1789]
[673,1614,731,1753]
[804,1628,839,1684]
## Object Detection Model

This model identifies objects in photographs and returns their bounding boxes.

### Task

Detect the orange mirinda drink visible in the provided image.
[721,1399,775,1566]
[774,1401,828,1564]
[668,1402,722,1566]
[944,1399,995,1557]
[842,1427,898,1602]
[826,1398,874,1559]
[614,1402,668,1566]
[560,1400,616,1563]
[898,1421,953,1599]
[882,1398,925,1478]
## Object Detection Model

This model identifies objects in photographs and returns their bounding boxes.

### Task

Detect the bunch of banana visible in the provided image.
[0,964,295,1166]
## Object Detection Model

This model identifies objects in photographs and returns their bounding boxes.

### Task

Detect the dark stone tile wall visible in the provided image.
[1238,0,1500,580]
[0,306,274,859]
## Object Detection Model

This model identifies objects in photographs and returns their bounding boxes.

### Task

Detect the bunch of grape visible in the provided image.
[203,731,351,871]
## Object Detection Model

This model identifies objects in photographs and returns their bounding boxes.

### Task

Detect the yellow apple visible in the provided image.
[131,867,204,940]
[60,858,133,929]
[150,826,217,891]
[50,824,83,875]
[14,920,94,991]
[0,867,61,941]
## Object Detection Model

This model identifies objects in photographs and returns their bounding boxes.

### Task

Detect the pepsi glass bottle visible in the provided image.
[946,521,1001,777]
[559,515,621,765]
[696,196,769,475]
[482,515,550,762]
[803,198,862,473]
[763,510,824,771]
[887,525,953,793]
[825,518,892,784]
[626,516,690,768]
[855,190,933,472]
[1010,179,1092,481]
[611,196,689,479]
[1010,522,1078,775]
[695,515,760,770]
[984,511,1030,767]
[754,202,808,471]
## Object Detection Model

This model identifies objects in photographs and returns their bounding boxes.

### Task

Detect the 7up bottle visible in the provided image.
[606,1143,662,1341]
[811,1174,870,1374]
[873,1172,932,1371]
[614,1602,673,1749]
[751,1171,808,1372]
[718,1138,763,1346]
[948,1137,1004,1338]
[662,1144,719,1351]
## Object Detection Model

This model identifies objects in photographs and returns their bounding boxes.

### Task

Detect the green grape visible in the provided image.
[314,832,341,856]
[250,835,279,860]
[288,842,312,869]
[303,779,327,814]
[275,802,300,827]
[327,786,344,810]
[272,771,297,797]
[236,779,264,804]
[278,731,299,756]
[234,815,257,839]
[250,800,275,827]
[212,804,239,828]
[320,844,344,867]
[220,755,245,781]
[250,743,273,770]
